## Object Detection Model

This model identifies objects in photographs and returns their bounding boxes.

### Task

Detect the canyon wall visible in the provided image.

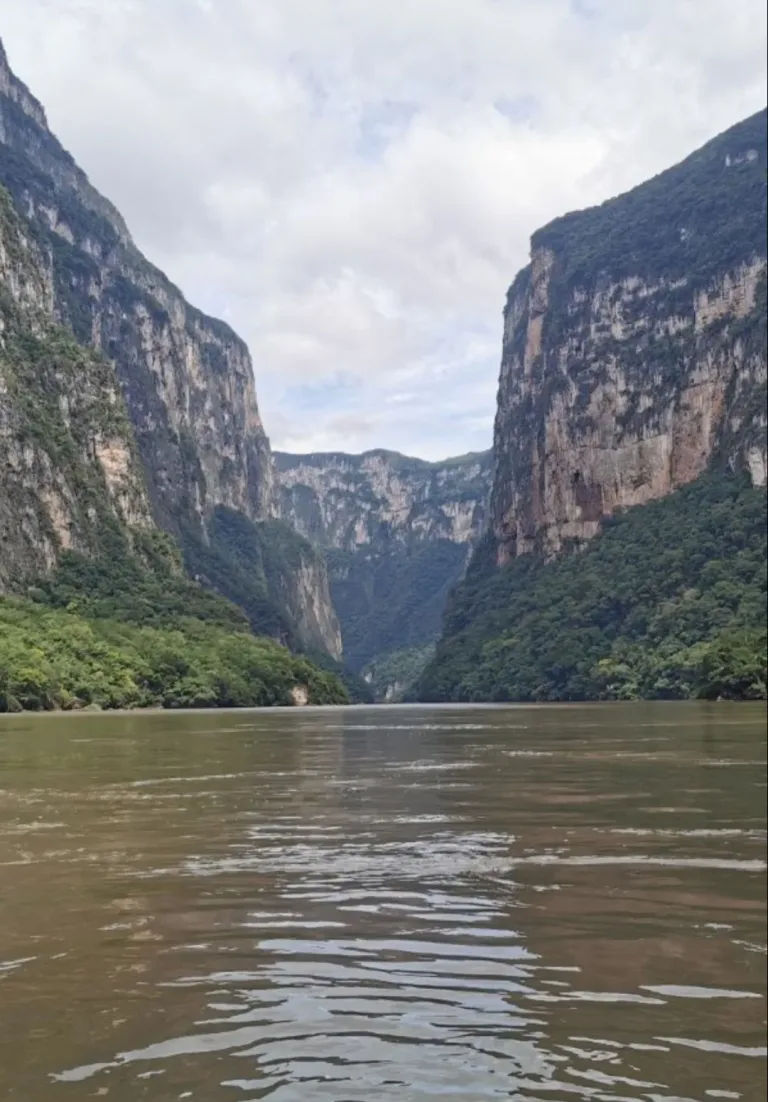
[492,109,767,562]
[418,108,767,704]
[0,38,340,657]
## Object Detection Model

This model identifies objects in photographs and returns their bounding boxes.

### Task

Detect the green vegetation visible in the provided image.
[0,598,348,713]
[533,108,766,294]
[1,525,349,711]
[303,647,374,705]
[179,509,372,701]
[362,644,436,702]
[0,178,350,712]
[1,291,130,466]
[1,92,352,710]
[32,535,247,632]
[275,448,492,698]
[0,184,148,570]
[328,540,469,673]
[0,521,353,714]
[181,509,301,647]
[418,471,767,703]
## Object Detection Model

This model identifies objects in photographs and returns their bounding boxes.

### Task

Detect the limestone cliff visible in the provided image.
[276,449,491,551]
[276,449,492,693]
[0,38,272,533]
[0,186,153,588]
[492,109,767,563]
[0,38,340,658]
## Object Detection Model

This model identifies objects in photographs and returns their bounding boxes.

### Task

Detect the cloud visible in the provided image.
[1,0,766,459]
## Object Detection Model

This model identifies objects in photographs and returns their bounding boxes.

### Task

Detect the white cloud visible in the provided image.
[1,0,766,459]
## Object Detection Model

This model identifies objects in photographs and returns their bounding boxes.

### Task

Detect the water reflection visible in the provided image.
[0,703,765,1100]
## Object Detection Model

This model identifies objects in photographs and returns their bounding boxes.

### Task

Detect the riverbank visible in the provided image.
[0,598,349,712]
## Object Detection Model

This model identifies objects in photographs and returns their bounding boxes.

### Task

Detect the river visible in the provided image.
[0,703,765,1100]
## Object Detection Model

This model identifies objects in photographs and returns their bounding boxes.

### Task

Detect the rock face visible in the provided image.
[276,449,492,693]
[492,109,767,563]
[0,38,272,535]
[276,449,491,550]
[0,187,153,588]
[0,38,340,657]
[289,555,343,660]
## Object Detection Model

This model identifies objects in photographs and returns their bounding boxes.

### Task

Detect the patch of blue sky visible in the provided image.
[286,53,331,118]
[355,99,419,160]
[282,373,361,414]
[493,94,539,124]
[570,0,599,18]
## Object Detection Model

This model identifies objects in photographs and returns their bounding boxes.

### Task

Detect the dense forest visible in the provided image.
[0,530,348,711]
[181,508,371,701]
[328,540,469,673]
[418,470,767,703]
[533,108,767,295]
[0,599,348,712]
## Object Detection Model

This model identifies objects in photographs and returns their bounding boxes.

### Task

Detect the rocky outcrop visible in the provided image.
[492,109,767,563]
[275,449,492,691]
[276,449,492,551]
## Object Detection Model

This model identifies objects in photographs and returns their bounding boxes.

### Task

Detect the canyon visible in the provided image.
[1,30,765,707]
[276,449,492,697]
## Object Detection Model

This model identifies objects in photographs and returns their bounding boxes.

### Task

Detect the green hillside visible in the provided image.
[0,599,347,712]
[418,471,767,703]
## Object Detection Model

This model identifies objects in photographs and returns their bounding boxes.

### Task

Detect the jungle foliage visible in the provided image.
[418,471,767,703]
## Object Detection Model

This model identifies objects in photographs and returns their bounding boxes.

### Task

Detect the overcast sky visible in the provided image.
[2,1,766,459]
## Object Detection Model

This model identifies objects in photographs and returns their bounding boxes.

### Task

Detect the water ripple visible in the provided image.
[0,703,764,1100]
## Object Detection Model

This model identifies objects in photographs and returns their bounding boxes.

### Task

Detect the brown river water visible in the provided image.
[0,703,765,1101]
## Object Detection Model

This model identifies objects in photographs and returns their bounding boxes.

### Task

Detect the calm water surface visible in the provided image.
[0,703,765,1101]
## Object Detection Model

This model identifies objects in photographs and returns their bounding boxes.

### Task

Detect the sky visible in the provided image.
[2,1,766,460]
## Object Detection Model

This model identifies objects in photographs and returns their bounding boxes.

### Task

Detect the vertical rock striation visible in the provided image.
[0,186,153,588]
[276,449,492,551]
[418,109,767,704]
[492,109,767,563]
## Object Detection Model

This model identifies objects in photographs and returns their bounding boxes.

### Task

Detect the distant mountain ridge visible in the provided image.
[276,448,493,698]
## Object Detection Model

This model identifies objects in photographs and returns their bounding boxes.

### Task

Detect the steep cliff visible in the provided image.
[183,506,342,660]
[420,470,767,702]
[0,38,340,659]
[0,185,153,586]
[0,179,347,709]
[276,449,492,695]
[492,109,767,562]
[0,37,272,532]
[277,449,491,550]
[420,110,768,703]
